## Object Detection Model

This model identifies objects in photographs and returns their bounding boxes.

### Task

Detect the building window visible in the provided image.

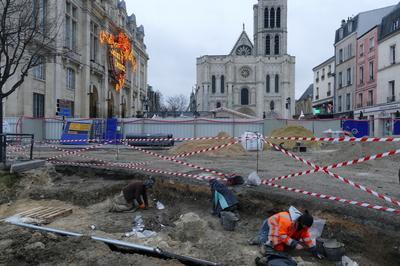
[220,75,225,93]
[33,93,45,118]
[90,21,99,62]
[369,61,374,81]
[264,8,269,28]
[360,43,364,57]
[266,75,270,93]
[338,72,343,88]
[216,102,221,108]
[327,83,331,96]
[359,66,364,84]
[32,56,45,80]
[211,75,216,94]
[346,93,351,111]
[270,8,275,28]
[390,45,396,65]
[369,37,375,51]
[316,88,319,100]
[348,43,352,58]
[328,65,332,74]
[270,100,275,111]
[66,68,76,90]
[338,95,342,112]
[358,93,363,108]
[274,35,280,55]
[388,81,395,102]
[346,68,351,85]
[348,21,353,32]
[34,0,47,34]
[322,68,325,80]
[339,49,343,63]
[275,74,279,93]
[265,35,271,55]
[276,7,281,28]
[339,29,343,40]
[368,91,373,106]
[65,1,78,51]
[241,88,249,105]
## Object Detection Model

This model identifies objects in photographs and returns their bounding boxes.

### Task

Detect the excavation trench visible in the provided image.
[1,165,400,265]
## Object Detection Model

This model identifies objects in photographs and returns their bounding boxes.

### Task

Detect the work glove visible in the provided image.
[139,203,146,209]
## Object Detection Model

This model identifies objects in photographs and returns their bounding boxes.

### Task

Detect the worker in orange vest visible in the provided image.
[249,208,321,258]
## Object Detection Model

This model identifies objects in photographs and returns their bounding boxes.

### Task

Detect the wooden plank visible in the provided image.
[29,208,60,218]
[45,209,73,220]
[34,208,66,219]
[16,207,45,217]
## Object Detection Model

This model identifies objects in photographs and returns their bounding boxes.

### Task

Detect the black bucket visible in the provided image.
[323,240,345,261]
[220,211,239,231]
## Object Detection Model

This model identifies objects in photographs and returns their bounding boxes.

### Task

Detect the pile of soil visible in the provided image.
[170,132,247,157]
[267,125,321,151]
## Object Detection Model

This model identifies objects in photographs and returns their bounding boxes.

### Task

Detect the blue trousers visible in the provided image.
[258,219,270,244]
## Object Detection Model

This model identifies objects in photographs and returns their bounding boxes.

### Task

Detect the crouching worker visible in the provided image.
[249,207,321,258]
[110,177,155,212]
[209,179,239,216]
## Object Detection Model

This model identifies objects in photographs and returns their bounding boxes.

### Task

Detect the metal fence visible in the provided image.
[4,117,352,141]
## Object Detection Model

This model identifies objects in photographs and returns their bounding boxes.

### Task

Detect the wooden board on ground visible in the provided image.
[15,206,73,224]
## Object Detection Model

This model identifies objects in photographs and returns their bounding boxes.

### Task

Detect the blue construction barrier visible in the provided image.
[341,120,369,138]
[60,121,92,145]
[394,120,400,135]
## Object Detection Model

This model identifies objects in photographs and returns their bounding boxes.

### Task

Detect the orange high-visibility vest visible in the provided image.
[267,211,314,251]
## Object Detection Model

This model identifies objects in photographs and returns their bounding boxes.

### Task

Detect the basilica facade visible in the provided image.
[196,0,295,118]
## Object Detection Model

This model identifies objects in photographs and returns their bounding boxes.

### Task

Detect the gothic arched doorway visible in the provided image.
[89,86,99,118]
[107,91,114,118]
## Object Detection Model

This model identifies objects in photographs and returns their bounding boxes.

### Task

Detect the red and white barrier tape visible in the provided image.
[264,139,400,207]
[268,148,400,182]
[267,136,400,142]
[171,140,240,159]
[263,181,400,214]
[46,142,108,161]
[50,160,146,168]
[123,142,227,177]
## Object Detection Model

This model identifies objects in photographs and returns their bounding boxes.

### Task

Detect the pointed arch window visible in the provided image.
[266,75,270,93]
[275,74,279,93]
[264,8,269,28]
[241,88,249,105]
[221,75,225,93]
[274,35,280,55]
[266,35,271,55]
[211,75,216,94]
[270,8,275,28]
[276,7,281,28]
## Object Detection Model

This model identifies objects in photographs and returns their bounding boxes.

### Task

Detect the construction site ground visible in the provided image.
[1,141,400,265]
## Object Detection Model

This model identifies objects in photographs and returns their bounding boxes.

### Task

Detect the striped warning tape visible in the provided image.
[171,140,240,159]
[263,181,400,214]
[267,136,400,142]
[45,142,109,161]
[50,160,146,168]
[267,148,400,182]
[123,142,227,177]
[264,139,400,207]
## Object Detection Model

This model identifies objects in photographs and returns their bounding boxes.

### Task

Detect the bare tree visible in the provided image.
[0,0,60,133]
[165,94,188,112]
[0,0,61,161]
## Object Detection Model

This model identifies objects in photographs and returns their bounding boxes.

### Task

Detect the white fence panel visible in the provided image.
[233,121,264,137]
[4,117,20,134]
[45,119,64,140]
[313,120,342,137]
[196,120,234,137]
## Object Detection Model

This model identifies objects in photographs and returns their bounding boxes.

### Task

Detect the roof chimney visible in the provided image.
[341,19,346,27]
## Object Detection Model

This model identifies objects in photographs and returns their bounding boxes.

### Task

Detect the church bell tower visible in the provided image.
[254,0,288,56]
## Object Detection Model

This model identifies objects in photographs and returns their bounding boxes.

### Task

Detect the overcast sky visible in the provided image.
[126,0,399,100]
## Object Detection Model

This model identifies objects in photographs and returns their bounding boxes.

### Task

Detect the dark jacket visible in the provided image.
[122,181,148,206]
[210,180,238,215]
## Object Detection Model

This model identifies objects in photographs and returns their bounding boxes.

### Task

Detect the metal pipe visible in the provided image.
[7,220,220,266]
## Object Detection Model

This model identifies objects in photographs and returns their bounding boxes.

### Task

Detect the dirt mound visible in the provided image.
[169,132,247,157]
[267,125,321,150]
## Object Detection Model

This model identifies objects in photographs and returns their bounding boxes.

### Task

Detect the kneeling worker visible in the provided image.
[110,177,155,212]
[209,179,239,216]
[250,207,321,258]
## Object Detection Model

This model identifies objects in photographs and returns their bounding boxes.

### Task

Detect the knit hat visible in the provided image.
[298,210,313,228]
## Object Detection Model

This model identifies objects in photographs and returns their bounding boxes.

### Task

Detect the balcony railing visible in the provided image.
[387,96,396,103]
